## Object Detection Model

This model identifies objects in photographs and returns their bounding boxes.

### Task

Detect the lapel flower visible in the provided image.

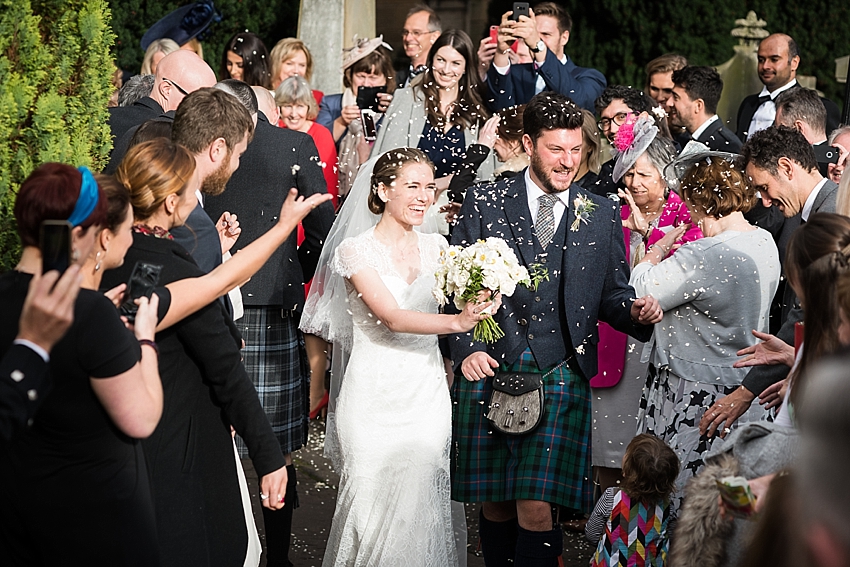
[570,194,597,232]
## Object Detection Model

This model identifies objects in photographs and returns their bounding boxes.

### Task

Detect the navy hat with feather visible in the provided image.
[140,1,221,51]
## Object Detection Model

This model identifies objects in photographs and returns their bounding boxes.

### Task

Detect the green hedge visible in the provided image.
[0,0,115,271]
[109,0,299,76]
[487,0,849,105]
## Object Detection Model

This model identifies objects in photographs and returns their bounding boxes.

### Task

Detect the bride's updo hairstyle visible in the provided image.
[115,138,196,221]
[368,147,434,215]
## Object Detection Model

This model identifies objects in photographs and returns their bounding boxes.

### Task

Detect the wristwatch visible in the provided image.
[529,39,545,53]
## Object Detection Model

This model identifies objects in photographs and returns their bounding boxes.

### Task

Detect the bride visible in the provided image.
[301,147,496,566]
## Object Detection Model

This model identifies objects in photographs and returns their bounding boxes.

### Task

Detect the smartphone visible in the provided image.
[511,2,530,21]
[361,110,378,141]
[489,25,499,44]
[119,262,162,324]
[355,85,387,113]
[40,220,72,276]
[813,144,840,165]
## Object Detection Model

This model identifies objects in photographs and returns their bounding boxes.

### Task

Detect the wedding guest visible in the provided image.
[277,76,338,207]
[774,87,834,176]
[701,126,838,437]
[645,53,687,106]
[204,71,335,567]
[630,153,780,502]
[141,38,179,75]
[118,74,155,107]
[373,30,495,234]
[106,50,217,168]
[585,434,678,566]
[317,36,395,200]
[736,33,840,142]
[0,164,162,565]
[827,126,850,184]
[666,66,742,152]
[575,109,602,190]
[450,92,661,567]
[220,32,272,89]
[397,4,442,87]
[100,140,291,567]
[0,267,81,442]
[486,2,605,112]
[252,85,280,126]
[592,116,701,493]
[269,38,323,106]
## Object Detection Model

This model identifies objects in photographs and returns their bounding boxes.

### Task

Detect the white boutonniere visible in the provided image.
[570,194,598,232]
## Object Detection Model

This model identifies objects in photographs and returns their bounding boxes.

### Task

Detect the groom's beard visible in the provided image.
[530,152,575,194]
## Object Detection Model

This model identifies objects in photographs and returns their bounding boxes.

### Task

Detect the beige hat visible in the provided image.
[341,35,392,71]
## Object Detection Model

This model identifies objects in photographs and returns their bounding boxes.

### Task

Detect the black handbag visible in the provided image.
[486,372,544,435]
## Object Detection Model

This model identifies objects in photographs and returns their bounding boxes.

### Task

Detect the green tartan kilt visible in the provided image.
[450,350,593,513]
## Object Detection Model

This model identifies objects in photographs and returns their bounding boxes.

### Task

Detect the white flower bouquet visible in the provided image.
[433,238,547,343]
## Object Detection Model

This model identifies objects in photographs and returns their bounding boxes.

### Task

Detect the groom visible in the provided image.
[450,92,662,566]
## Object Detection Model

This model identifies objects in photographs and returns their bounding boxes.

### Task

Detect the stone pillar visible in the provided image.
[299,0,375,94]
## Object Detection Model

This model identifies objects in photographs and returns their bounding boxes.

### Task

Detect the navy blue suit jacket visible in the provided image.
[485,50,606,112]
[449,172,652,379]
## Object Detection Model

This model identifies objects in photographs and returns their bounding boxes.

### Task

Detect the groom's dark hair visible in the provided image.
[523,92,584,142]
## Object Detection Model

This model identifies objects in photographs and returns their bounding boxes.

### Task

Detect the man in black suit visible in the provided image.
[1,267,80,441]
[450,92,662,566]
[107,50,215,146]
[203,83,334,567]
[667,66,742,153]
[774,87,838,177]
[700,126,838,438]
[736,33,841,142]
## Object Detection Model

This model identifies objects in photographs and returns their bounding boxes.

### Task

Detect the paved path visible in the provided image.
[245,420,595,566]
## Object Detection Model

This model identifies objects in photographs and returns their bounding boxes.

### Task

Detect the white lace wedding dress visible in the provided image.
[322,227,459,567]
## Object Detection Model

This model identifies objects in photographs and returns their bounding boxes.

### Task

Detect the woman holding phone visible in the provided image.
[0,164,162,565]
[371,29,495,235]
[317,36,396,200]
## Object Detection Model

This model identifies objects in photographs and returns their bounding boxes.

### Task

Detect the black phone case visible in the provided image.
[119,262,162,323]
[356,86,387,112]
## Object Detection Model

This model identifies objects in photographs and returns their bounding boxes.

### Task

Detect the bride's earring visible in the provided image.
[94,251,103,272]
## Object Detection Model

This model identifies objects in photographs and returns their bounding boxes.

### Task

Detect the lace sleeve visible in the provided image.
[331,237,367,279]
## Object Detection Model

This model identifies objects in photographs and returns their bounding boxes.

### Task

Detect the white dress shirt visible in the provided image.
[801,177,828,221]
[525,168,568,229]
[747,79,798,138]
[690,114,720,140]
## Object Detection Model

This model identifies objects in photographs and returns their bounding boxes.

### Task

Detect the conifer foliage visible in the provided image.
[0,0,115,270]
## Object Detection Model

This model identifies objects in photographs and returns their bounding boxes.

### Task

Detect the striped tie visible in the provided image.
[536,193,559,249]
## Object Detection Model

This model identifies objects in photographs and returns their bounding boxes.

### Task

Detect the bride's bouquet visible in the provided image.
[433,238,547,343]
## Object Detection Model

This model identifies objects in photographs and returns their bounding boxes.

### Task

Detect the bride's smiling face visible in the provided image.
[379,162,437,227]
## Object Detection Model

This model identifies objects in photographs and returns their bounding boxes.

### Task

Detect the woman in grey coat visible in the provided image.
[629,154,780,503]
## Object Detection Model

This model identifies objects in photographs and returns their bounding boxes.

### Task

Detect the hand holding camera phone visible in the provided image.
[119,262,163,324]
[511,2,530,21]
[355,86,387,113]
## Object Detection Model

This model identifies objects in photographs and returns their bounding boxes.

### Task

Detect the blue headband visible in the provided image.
[68,166,99,227]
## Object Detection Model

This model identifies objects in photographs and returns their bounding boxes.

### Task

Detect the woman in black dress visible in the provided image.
[99,138,330,567]
[0,163,162,566]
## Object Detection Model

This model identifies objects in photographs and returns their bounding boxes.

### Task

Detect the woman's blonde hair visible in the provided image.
[115,138,196,221]
[270,38,313,86]
[140,38,180,75]
[275,76,319,121]
[182,38,204,61]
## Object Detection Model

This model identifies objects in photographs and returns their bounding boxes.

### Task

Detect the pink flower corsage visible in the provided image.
[613,119,636,153]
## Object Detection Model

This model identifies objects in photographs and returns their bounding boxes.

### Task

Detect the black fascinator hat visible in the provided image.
[140,0,221,51]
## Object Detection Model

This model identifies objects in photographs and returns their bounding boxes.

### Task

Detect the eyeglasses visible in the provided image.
[597,111,634,132]
[163,78,189,96]
[402,28,434,39]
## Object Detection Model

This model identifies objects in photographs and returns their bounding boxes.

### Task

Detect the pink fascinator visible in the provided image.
[612,115,659,183]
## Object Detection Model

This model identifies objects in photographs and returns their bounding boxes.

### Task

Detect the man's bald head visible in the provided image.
[152,50,217,112]
[757,33,800,91]
[252,86,279,125]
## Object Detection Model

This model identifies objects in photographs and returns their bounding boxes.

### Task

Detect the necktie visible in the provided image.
[536,194,559,249]
[410,65,427,78]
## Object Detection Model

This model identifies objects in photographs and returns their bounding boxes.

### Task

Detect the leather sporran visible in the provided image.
[486,372,544,435]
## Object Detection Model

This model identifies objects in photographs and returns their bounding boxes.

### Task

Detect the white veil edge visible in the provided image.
[300,155,382,468]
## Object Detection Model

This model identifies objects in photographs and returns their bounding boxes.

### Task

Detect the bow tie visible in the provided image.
[410,65,427,78]
[758,94,772,104]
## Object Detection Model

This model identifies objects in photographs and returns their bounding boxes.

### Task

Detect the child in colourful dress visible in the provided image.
[585,434,679,567]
